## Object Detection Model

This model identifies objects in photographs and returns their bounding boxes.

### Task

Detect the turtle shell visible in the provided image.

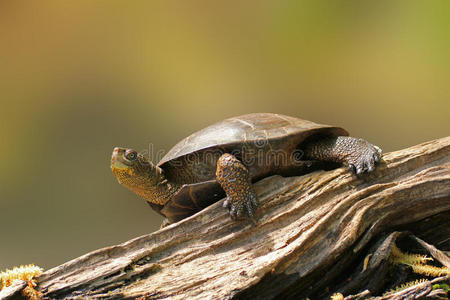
[156,113,349,223]
[155,113,349,223]
[159,113,348,170]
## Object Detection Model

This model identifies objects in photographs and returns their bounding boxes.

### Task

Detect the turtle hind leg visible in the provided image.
[216,153,258,221]
[304,136,382,175]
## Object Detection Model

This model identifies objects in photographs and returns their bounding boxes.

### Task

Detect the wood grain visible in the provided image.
[6,137,450,299]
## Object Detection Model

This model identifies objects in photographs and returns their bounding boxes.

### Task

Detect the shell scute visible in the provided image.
[158,113,347,167]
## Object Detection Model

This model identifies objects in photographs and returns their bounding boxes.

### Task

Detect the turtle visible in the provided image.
[111,113,382,227]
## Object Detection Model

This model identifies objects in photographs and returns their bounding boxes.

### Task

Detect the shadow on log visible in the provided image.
[4,137,450,299]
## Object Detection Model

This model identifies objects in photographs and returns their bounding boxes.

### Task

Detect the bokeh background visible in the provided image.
[1,1,449,271]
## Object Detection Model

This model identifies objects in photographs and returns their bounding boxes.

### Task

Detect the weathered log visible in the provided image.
[6,137,450,299]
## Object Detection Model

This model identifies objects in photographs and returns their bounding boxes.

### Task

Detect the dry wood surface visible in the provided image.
[2,137,449,300]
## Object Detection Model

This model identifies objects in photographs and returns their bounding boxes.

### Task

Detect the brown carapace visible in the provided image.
[111,113,382,227]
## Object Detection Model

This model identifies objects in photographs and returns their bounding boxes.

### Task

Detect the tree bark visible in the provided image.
[5,137,450,299]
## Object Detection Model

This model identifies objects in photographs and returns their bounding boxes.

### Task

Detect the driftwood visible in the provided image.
[4,137,450,299]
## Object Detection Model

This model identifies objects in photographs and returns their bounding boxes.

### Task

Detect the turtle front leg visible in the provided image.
[304,136,382,174]
[216,153,258,221]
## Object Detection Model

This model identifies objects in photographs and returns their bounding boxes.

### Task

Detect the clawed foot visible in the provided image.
[223,190,258,221]
[216,153,259,223]
[346,140,382,175]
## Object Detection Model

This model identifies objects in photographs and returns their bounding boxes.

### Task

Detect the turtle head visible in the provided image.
[111,147,166,203]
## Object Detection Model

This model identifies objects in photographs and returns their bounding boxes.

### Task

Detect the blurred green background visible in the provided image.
[0,1,449,271]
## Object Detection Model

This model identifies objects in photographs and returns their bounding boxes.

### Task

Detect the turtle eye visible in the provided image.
[125,150,137,161]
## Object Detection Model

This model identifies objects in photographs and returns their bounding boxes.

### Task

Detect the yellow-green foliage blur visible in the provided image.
[0,1,449,270]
